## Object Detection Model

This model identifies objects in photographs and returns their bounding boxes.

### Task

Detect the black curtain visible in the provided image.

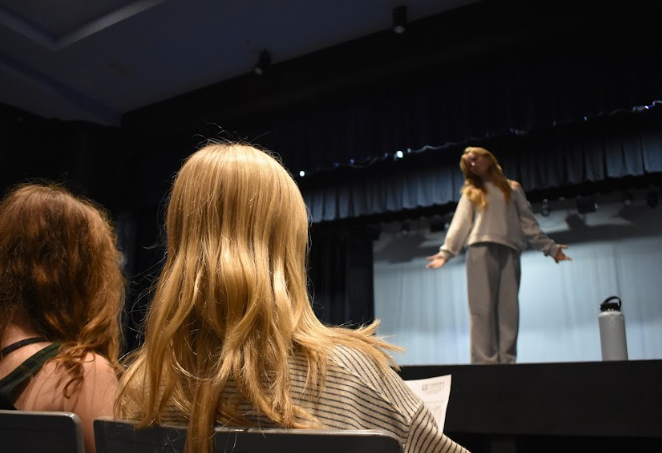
[307,224,376,326]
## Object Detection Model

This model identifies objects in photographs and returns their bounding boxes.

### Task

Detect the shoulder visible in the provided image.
[41,351,118,396]
[329,345,421,413]
[77,352,120,393]
[61,352,118,415]
[509,180,522,190]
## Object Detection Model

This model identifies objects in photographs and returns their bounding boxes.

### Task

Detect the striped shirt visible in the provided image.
[225,345,469,453]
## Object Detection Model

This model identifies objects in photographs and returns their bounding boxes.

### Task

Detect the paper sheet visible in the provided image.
[404,374,452,432]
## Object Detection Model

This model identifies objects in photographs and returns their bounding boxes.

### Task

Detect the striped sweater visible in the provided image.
[225,345,469,453]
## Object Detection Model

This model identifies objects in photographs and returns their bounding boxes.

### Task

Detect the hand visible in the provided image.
[426,252,448,269]
[554,245,571,263]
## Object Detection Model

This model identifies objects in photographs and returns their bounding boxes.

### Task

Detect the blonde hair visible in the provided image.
[116,142,399,453]
[0,183,125,395]
[460,146,512,208]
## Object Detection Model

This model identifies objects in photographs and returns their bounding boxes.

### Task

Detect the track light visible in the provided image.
[647,189,659,208]
[576,195,597,214]
[541,199,551,217]
[253,49,271,75]
[400,221,411,236]
[429,216,446,233]
[392,5,407,34]
[622,191,633,207]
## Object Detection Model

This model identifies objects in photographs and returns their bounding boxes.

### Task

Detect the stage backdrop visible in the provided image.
[374,188,662,365]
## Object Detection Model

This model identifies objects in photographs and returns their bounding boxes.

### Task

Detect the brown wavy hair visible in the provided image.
[460,146,512,208]
[0,183,125,395]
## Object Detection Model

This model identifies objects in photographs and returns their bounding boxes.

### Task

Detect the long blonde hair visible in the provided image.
[116,142,399,453]
[0,183,125,394]
[460,146,512,208]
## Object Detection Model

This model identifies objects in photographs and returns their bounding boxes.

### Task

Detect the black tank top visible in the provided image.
[0,338,61,410]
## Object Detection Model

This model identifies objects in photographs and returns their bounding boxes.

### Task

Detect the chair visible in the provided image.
[0,409,84,453]
[94,417,404,453]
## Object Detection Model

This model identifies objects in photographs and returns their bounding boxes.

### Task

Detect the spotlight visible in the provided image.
[400,221,411,236]
[622,191,633,207]
[576,195,597,214]
[429,216,446,233]
[363,225,382,241]
[392,5,407,34]
[253,49,271,75]
[299,170,305,177]
[647,189,659,208]
[541,199,551,217]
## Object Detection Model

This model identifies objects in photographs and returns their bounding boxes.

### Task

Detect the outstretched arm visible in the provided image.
[511,181,571,262]
[425,195,473,269]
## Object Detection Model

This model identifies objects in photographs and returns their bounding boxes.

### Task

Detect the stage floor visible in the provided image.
[399,360,662,452]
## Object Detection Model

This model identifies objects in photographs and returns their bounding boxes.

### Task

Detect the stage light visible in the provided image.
[394,150,404,160]
[299,170,305,177]
[541,199,551,217]
[253,49,271,75]
[576,195,597,214]
[647,189,659,208]
[429,216,446,233]
[392,5,407,34]
[400,221,410,236]
[622,191,633,207]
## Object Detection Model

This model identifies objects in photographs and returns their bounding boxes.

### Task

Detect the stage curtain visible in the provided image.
[307,225,376,326]
[303,111,662,222]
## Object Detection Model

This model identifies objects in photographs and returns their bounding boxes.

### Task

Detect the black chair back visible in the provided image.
[0,409,84,453]
[94,417,404,453]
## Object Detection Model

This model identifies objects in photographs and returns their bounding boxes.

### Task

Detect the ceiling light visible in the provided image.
[253,49,271,75]
[622,191,633,207]
[392,5,407,34]
[576,195,597,214]
[647,189,659,208]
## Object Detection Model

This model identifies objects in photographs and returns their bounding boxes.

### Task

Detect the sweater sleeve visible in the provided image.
[406,404,470,453]
[439,195,474,261]
[513,187,559,257]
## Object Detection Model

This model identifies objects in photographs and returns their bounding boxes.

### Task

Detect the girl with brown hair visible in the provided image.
[0,183,125,453]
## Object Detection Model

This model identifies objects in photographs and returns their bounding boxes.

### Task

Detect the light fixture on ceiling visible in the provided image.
[576,195,597,214]
[392,5,407,34]
[429,216,446,233]
[622,191,633,207]
[400,220,411,236]
[253,49,271,75]
[647,188,659,208]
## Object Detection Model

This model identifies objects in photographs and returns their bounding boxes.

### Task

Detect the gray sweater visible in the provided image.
[439,181,559,260]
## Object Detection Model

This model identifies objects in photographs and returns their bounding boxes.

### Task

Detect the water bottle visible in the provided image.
[598,296,628,361]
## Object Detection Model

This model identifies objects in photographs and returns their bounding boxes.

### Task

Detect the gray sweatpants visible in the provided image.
[466,243,521,364]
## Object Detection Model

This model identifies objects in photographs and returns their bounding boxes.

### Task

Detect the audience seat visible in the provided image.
[0,409,84,453]
[94,417,404,453]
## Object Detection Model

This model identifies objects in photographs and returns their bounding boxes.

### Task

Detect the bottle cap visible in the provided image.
[600,296,622,312]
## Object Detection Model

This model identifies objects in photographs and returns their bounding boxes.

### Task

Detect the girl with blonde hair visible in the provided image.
[0,183,125,453]
[426,146,570,364]
[116,142,469,453]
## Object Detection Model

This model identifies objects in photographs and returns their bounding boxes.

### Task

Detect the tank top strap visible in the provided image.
[0,343,62,410]
[0,337,47,358]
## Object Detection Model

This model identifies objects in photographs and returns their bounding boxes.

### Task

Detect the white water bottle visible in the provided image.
[598,296,628,361]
